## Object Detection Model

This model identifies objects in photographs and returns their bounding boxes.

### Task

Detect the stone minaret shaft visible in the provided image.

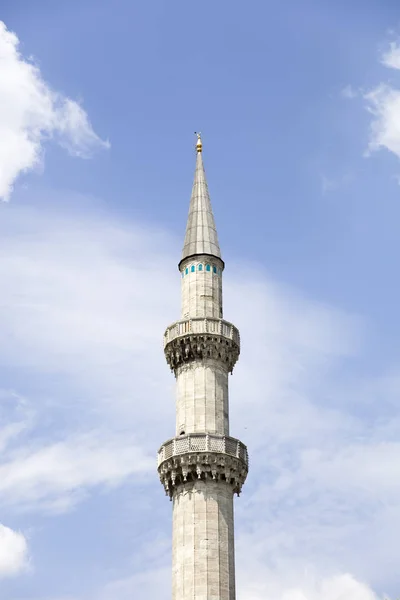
[158,135,248,600]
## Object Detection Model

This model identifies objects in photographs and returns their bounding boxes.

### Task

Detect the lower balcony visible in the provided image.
[157,433,248,498]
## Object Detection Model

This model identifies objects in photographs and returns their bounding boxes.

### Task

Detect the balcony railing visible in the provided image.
[163,318,240,348]
[158,433,248,467]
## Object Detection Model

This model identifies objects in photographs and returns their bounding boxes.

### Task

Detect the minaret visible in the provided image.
[158,134,248,600]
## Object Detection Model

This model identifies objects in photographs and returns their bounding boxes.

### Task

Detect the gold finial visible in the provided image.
[194,131,202,153]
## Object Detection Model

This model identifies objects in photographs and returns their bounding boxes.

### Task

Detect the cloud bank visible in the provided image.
[0,200,398,598]
[0,21,109,201]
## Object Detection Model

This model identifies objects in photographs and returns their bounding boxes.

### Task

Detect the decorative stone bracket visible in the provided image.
[163,318,240,373]
[158,433,248,499]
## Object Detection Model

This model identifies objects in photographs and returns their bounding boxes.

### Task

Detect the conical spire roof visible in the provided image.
[181,134,222,263]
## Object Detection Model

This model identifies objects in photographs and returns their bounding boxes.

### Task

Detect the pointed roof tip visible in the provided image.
[195,131,203,153]
[180,134,222,266]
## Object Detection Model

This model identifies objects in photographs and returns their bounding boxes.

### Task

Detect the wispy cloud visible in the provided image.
[0,524,29,578]
[365,84,400,159]
[341,84,358,99]
[381,41,400,70]
[0,203,175,513]
[0,21,109,201]
[320,172,354,194]
[0,428,153,513]
[365,39,400,161]
[238,567,383,600]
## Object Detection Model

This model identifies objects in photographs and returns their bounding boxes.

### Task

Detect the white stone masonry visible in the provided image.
[172,481,235,600]
[180,255,224,319]
[175,359,229,436]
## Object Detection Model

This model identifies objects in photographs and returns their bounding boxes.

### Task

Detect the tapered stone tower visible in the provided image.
[158,134,248,600]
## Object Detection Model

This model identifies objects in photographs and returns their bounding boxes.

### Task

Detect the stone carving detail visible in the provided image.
[158,433,248,499]
[164,318,240,373]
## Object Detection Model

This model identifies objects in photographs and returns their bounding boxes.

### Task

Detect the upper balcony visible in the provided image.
[163,317,240,372]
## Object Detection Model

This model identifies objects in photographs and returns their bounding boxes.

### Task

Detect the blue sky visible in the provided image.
[0,0,399,598]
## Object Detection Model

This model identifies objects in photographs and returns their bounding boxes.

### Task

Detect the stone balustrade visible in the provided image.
[158,433,248,467]
[163,317,240,348]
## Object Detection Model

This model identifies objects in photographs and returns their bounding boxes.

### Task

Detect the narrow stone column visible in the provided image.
[172,481,235,600]
[175,360,229,436]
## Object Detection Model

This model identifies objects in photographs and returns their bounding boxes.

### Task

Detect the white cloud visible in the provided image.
[364,40,400,161]
[0,202,177,512]
[341,84,358,99]
[381,41,400,70]
[238,568,382,600]
[0,21,108,201]
[55,99,109,159]
[0,429,153,513]
[320,172,354,194]
[0,524,29,578]
[365,84,400,159]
